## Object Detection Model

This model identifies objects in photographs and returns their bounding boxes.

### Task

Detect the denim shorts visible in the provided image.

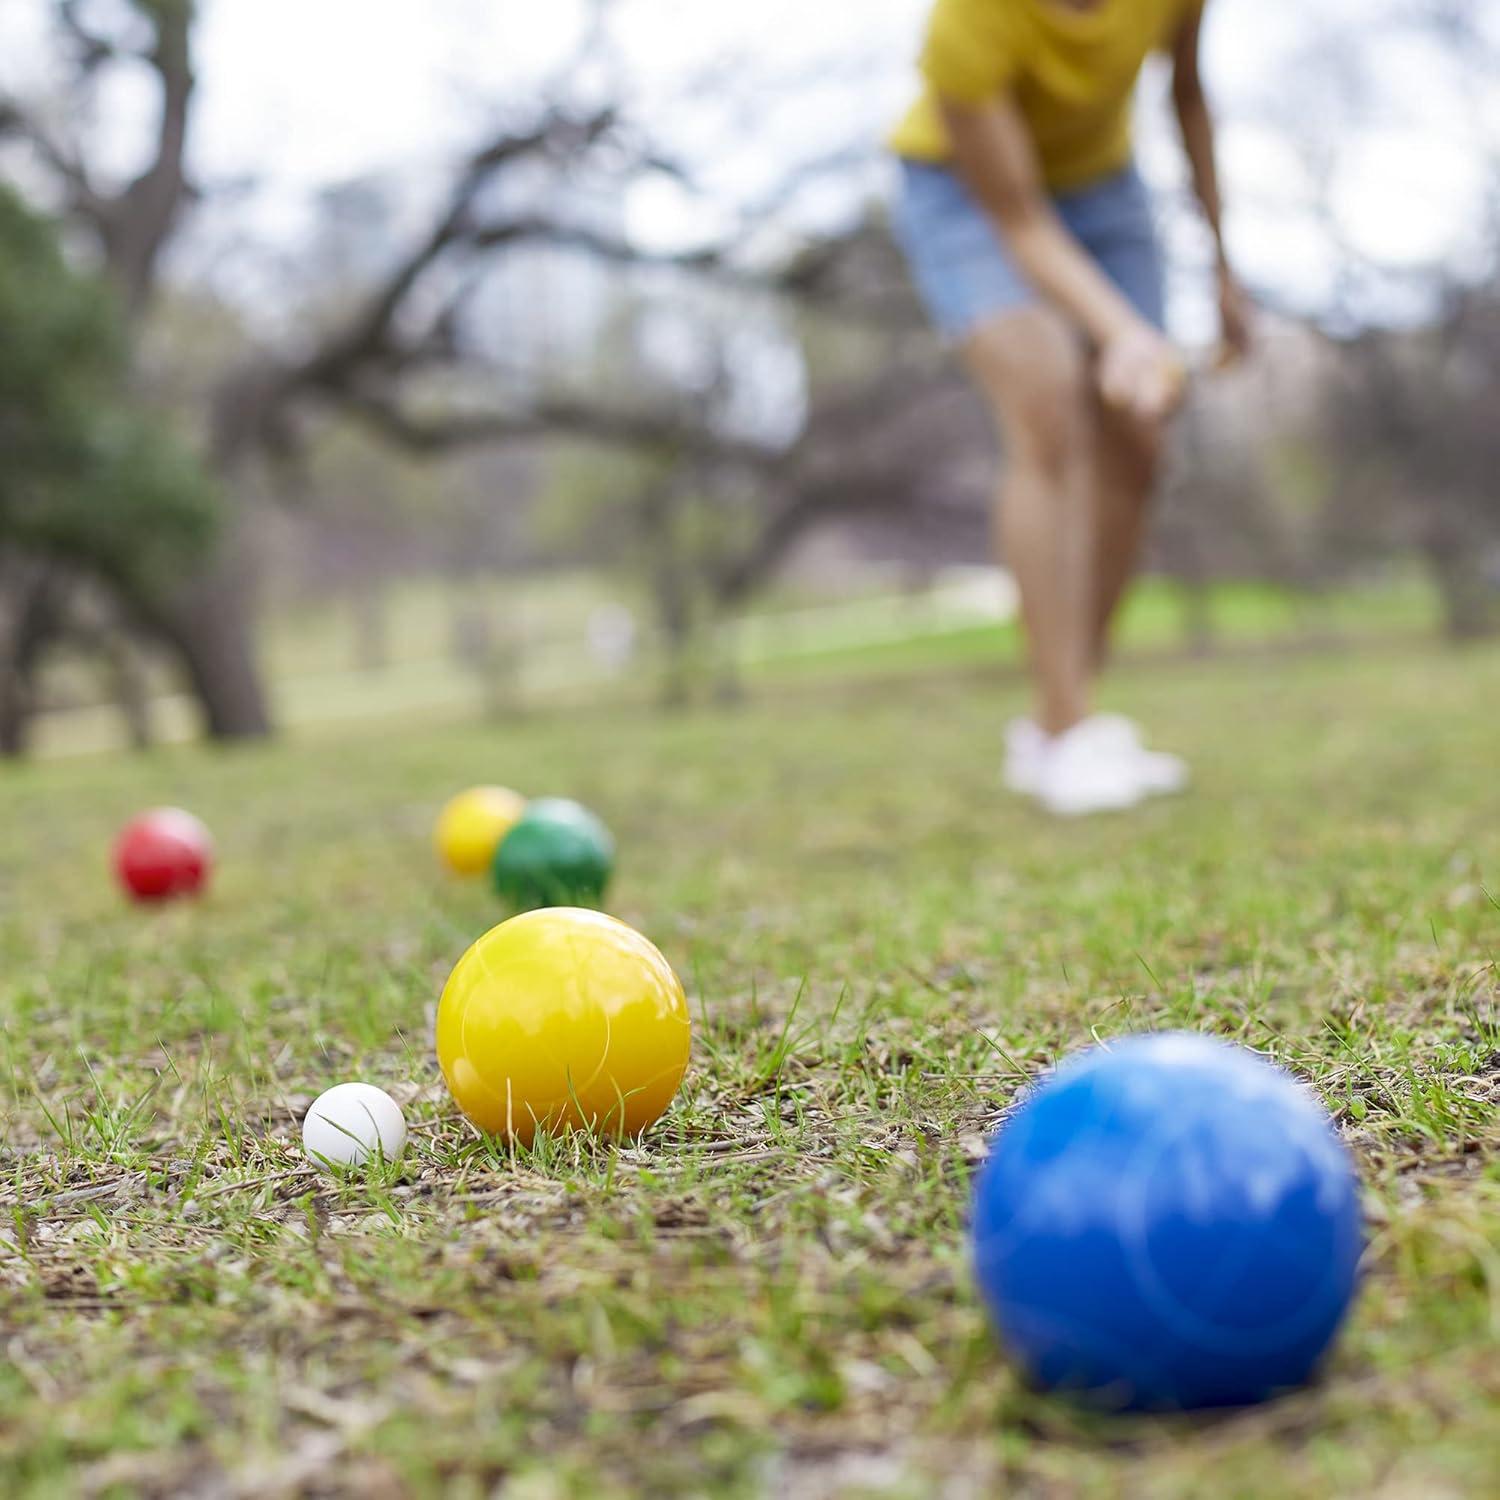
[892,158,1166,341]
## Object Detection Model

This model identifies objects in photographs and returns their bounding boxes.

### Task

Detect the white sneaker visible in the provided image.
[1007,714,1189,802]
[1092,714,1190,797]
[1003,718,1048,796]
[1032,717,1149,818]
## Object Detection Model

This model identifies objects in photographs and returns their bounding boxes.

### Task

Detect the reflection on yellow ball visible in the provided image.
[436,907,691,1145]
[435,786,526,876]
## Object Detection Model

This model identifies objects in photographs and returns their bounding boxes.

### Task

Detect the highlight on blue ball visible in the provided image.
[971,1033,1362,1411]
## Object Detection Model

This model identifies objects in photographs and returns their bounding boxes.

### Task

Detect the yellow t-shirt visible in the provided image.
[890,0,1202,190]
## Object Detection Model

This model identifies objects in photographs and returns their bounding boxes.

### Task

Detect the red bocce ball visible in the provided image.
[114,808,213,903]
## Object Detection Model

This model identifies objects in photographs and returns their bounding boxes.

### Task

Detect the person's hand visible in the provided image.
[1216,265,1254,368]
[1097,320,1188,424]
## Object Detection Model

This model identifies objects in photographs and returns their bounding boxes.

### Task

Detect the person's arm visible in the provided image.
[940,94,1185,420]
[1171,3,1251,360]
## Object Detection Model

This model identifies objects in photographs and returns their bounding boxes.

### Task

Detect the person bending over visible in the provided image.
[891,0,1250,815]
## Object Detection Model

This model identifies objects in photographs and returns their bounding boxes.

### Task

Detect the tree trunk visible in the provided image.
[100,637,153,752]
[1422,512,1496,643]
[1428,552,1496,641]
[644,487,698,710]
[139,546,272,740]
[143,378,283,742]
[655,552,694,708]
[0,571,63,758]
[0,673,32,758]
[166,589,271,739]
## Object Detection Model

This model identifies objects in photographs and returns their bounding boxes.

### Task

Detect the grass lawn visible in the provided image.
[1,643,1496,1497]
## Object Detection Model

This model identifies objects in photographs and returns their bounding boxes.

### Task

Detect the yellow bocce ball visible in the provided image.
[436,908,691,1145]
[434,786,527,877]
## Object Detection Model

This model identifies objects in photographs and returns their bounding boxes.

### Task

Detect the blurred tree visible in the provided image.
[530,217,989,706]
[0,1,661,737]
[1319,293,1500,639]
[2,1,995,735]
[0,183,214,753]
[1249,0,1500,638]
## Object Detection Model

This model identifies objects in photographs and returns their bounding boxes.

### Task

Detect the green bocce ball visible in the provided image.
[492,798,615,911]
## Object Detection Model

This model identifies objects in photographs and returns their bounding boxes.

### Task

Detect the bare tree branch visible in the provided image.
[97,0,196,317]
[56,0,122,76]
[337,385,769,468]
[294,109,621,388]
[0,99,107,221]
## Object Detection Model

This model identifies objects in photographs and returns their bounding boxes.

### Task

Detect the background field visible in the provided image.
[1,641,1497,1498]
[27,573,1446,759]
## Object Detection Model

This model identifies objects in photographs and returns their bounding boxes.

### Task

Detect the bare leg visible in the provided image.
[963,308,1096,736]
[1089,397,1164,668]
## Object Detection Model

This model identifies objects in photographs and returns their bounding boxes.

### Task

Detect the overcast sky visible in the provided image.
[2,0,1497,335]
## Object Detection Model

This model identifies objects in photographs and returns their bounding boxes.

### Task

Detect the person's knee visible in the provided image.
[966,310,1090,482]
[1022,390,1090,483]
[1100,405,1165,494]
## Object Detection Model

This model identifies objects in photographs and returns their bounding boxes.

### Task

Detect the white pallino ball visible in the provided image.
[302,1083,407,1169]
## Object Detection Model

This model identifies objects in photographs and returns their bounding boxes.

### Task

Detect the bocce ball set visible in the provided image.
[110,790,1363,1414]
[436,785,615,909]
